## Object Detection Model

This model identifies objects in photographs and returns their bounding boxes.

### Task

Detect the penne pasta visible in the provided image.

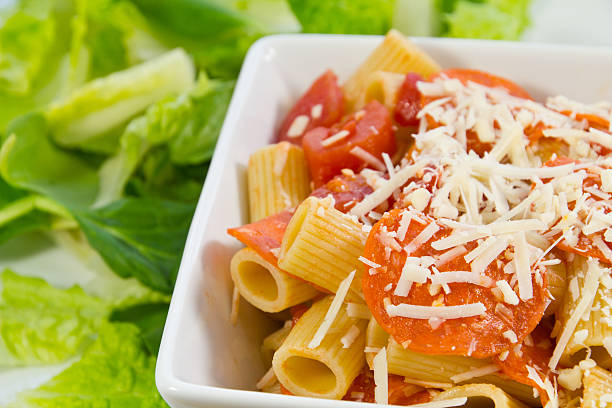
[248,141,310,222]
[278,196,366,302]
[365,317,389,369]
[230,247,319,313]
[272,296,367,399]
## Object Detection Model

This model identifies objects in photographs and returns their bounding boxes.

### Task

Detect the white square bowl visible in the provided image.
[156,34,612,408]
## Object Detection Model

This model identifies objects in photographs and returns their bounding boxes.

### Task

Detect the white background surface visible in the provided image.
[2,0,612,405]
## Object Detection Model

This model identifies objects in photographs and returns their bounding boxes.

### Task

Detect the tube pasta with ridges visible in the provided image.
[230,247,319,313]
[365,317,389,369]
[433,384,528,408]
[278,197,366,303]
[343,29,441,106]
[354,71,405,111]
[248,141,310,222]
[581,366,612,408]
[261,325,292,366]
[557,255,612,366]
[544,261,567,316]
[272,296,367,399]
[386,339,538,405]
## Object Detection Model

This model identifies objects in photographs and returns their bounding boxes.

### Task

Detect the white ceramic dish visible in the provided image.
[156,34,612,408]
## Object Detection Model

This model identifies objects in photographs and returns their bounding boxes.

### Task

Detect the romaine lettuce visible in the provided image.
[0,270,109,366]
[8,322,167,407]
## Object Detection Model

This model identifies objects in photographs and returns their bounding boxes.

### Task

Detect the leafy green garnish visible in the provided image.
[46,48,195,153]
[0,112,99,207]
[8,322,167,407]
[73,198,194,294]
[288,0,394,34]
[442,0,531,40]
[110,302,169,355]
[0,270,109,366]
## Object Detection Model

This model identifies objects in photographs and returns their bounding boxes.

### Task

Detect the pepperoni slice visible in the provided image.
[543,158,612,266]
[430,69,532,100]
[418,69,532,157]
[493,324,556,407]
[277,70,344,145]
[363,209,549,358]
[303,100,395,187]
[228,210,293,267]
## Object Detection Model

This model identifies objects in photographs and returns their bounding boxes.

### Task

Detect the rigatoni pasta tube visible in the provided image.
[354,71,405,111]
[544,261,567,316]
[386,339,538,405]
[278,197,366,303]
[343,29,441,106]
[230,247,319,313]
[581,366,612,408]
[557,255,611,366]
[272,296,367,399]
[433,384,528,408]
[365,317,389,369]
[248,141,310,222]
[261,324,292,366]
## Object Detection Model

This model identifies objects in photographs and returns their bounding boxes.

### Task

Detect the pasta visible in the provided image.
[247,141,310,221]
[343,29,441,106]
[272,296,367,399]
[226,29,612,408]
[354,70,406,111]
[556,255,611,368]
[278,196,366,302]
[581,366,612,408]
[230,247,319,313]
[433,384,528,408]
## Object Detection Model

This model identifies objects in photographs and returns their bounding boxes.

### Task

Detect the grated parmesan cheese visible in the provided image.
[450,364,500,383]
[286,115,309,138]
[386,302,486,319]
[373,347,388,404]
[308,270,355,349]
[340,325,361,348]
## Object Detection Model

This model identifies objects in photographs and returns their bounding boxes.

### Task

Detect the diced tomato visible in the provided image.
[493,324,556,407]
[430,69,532,100]
[303,100,396,187]
[311,173,373,212]
[277,70,344,145]
[394,73,424,127]
[362,209,549,358]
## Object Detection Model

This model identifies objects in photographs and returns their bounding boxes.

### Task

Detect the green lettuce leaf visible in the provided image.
[444,0,531,40]
[46,48,195,154]
[0,270,109,366]
[110,302,169,355]
[95,74,233,206]
[0,112,99,207]
[8,322,167,407]
[73,198,195,294]
[288,0,394,34]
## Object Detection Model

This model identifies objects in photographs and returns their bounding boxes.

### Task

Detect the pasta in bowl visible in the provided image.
[225,31,612,408]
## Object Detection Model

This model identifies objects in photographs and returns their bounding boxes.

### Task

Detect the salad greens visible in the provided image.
[0,0,532,405]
